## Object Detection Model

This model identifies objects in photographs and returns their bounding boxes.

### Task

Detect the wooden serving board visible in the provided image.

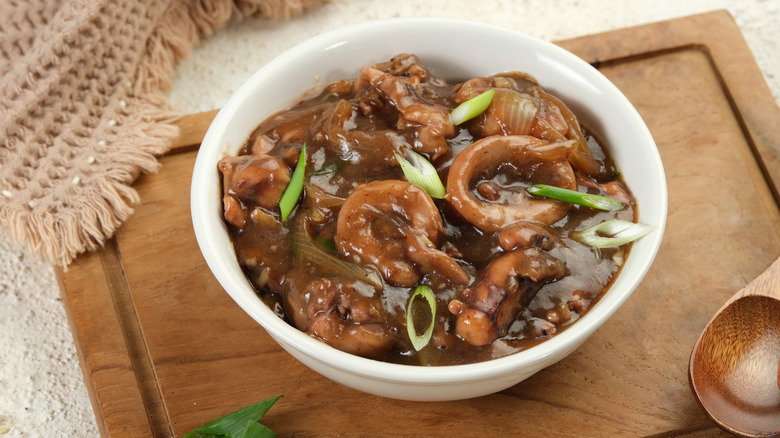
[58,10,780,437]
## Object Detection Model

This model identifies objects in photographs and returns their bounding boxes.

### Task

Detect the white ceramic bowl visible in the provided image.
[191,18,667,401]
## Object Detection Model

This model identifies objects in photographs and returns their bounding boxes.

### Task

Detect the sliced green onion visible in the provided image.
[449,89,495,125]
[184,395,282,438]
[312,163,338,175]
[320,93,338,103]
[279,144,306,221]
[406,285,437,351]
[394,150,446,199]
[527,184,624,211]
[572,219,654,248]
[313,237,337,252]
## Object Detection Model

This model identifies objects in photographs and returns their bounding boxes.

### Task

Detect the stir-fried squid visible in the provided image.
[219,54,639,366]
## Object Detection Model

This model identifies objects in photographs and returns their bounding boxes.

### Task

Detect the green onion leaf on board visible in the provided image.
[240,421,275,438]
[450,89,495,125]
[279,144,307,221]
[184,395,282,438]
[394,150,446,199]
[572,219,654,248]
[406,285,437,351]
[526,184,624,211]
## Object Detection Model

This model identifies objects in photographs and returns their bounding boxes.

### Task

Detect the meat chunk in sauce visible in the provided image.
[285,273,394,359]
[219,154,290,227]
[446,134,577,232]
[336,180,468,287]
[354,53,455,161]
[449,248,567,346]
[218,54,638,365]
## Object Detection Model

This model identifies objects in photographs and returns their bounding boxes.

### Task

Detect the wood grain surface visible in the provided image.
[57,10,780,437]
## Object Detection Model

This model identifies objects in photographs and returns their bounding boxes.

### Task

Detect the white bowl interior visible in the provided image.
[191,18,667,400]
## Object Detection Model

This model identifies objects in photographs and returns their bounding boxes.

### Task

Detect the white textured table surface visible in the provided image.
[1,1,778,436]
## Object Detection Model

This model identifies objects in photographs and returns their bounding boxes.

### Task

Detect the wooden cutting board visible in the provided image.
[57,10,780,437]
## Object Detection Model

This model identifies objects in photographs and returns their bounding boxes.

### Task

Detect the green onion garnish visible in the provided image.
[394,150,446,199]
[279,144,306,221]
[572,219,654,248]
[184,395,282,438]
[312,163,338,175]
[527,184,624,211]
[449,89,495,125]
[406,285,437,351]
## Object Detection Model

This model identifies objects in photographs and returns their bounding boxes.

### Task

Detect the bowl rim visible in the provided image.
[191,17,667,384]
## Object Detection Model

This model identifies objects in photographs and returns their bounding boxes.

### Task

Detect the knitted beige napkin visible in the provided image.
[0,0,325,267]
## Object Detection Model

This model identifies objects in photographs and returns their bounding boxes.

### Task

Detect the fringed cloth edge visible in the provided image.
[0,0,327,267]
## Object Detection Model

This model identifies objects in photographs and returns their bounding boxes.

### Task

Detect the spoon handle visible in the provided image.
[737,256,780,301]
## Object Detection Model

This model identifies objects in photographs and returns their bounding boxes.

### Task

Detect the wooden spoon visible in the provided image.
[689,257,780,437]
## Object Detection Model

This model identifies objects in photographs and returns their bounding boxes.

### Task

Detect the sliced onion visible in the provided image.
[539,91,605,178]
[406,285,437,351]
[291,217,382,288]
[571,219,654,248]
[303,181,346,209]
[488,89,538,135]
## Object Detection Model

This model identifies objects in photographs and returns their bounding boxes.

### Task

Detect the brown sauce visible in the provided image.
[219,54,637,365]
